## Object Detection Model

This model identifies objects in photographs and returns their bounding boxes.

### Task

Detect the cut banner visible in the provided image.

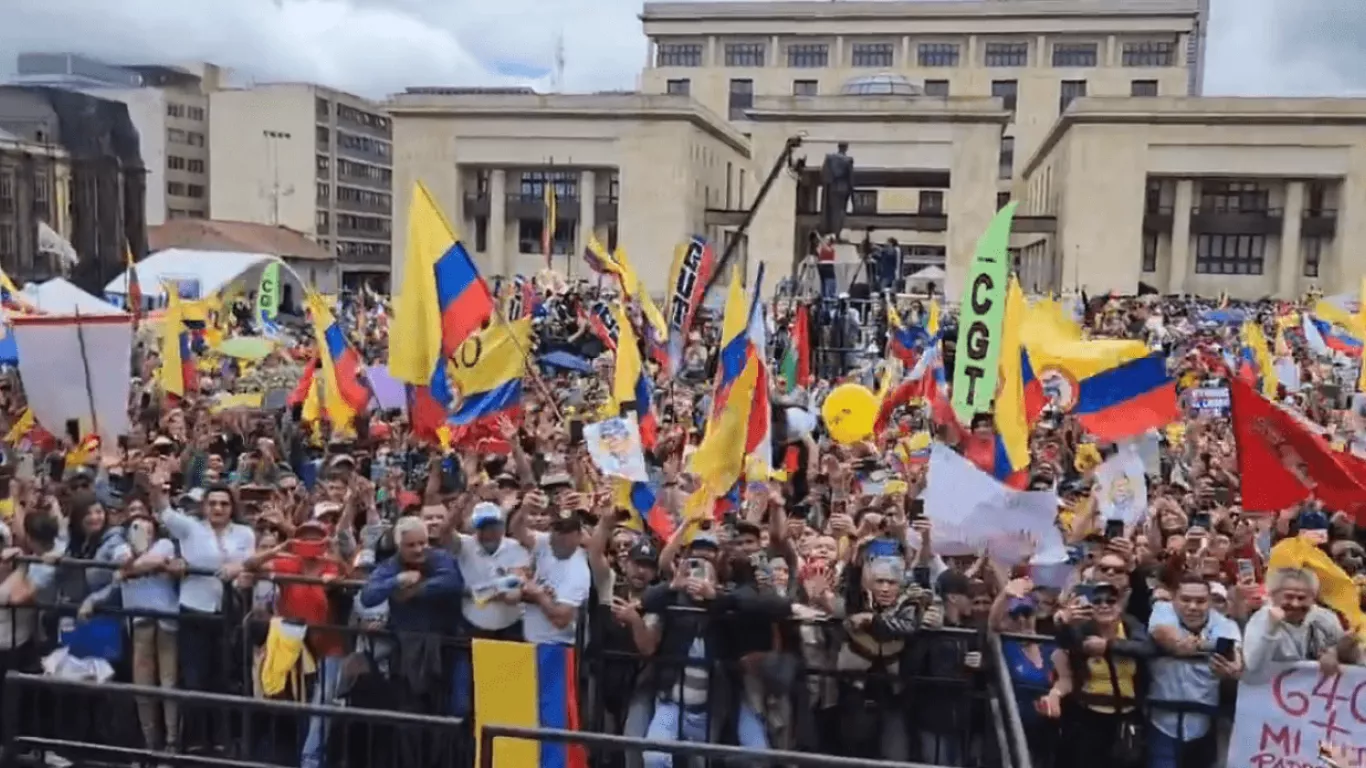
[922,443,1065,564]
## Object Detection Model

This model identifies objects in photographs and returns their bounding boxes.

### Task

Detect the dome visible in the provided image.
[838,72,923,96]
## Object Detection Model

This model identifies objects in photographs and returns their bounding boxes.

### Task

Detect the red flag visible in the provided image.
[793,305,811,387]
[1229,378,1366,516]
[287,359,318,408]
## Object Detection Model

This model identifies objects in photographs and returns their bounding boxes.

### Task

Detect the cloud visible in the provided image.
[1,0,1363,99]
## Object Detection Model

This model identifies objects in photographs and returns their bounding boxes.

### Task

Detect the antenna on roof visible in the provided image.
[554,27,566,92]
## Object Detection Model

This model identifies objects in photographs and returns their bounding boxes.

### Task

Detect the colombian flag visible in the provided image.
[993,278,1045,487]
[159,284,197,399]
[472,639,586,768]
[612,305,657,448]
[1309,315,1363,358]
[443,318,533,426]
[306,294,369,428]
[436,240,495,356]
[616,480,674,541]
[887,304,928,365]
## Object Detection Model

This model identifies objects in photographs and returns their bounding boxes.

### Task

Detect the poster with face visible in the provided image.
[584,415,650,482]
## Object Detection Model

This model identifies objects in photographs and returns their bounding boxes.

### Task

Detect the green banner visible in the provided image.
[950,202,1017,427]
[257,261,280,322]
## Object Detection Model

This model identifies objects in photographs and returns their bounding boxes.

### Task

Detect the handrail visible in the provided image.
[989,632,1033,768]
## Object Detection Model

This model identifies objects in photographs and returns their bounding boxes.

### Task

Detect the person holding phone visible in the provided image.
[1146,574,1242,768]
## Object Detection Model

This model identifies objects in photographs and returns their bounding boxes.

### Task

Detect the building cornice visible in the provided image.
[744,95,1010,125]
[642,0,1199,23]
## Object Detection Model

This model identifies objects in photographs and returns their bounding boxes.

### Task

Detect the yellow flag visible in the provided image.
[4,409,34,444]
[390,182,453,386]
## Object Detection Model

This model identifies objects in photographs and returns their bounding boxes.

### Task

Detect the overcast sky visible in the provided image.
[0,0,1362,99]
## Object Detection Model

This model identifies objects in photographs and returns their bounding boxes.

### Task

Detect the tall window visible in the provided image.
[787,43,829,68]
[792,80,818,96]
[518,219,576,255]
[923,80,950,97]
[519,170,578,200]
[657,43,703,67]
[1059,80,1087,112]
[666,79,691,95]
[991,80,1018,113]
[918,43,960,67]
[167,156,186,170]
[725,43,766,67]
[1142,232,1159,272]
[851,190,878,214]
[1195,234,1266,275]
[984,42,1028,67]
[1304,237,1324,278]
[998,137,1015,180]
[918,190,944,215]
[1122,41,1175,67]
[1200,181,1269,213]
[851,42,894,68]
[1052,42,1098,67]
[1131,80,1159,97]
[167,181,185,196]
[728,79,754,120]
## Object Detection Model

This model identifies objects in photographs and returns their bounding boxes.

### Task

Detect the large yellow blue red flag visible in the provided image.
[612,304,657,447]
[306,293,369,429]
[158,284,196,399]
[472,639,586,768]
[689,267,759,500]
[994,277,1045,480]
[445,317,534,425]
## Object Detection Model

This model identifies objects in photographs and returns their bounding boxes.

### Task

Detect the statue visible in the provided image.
[819,142,854,238]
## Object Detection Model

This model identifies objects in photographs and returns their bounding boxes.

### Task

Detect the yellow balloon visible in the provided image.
[821,383,879,444]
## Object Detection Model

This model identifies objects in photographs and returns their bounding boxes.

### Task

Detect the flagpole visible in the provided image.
[72,308,101,440]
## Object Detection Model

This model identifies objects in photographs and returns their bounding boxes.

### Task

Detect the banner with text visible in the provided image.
[1227,661,1366,768]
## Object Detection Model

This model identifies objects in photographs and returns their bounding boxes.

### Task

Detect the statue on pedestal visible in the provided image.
[819,142,854,239]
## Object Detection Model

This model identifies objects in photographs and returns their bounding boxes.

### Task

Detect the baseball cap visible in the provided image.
[687,532,720,551]
[1006,597,1036,617]
[471,502,504,529]
[312,501,342,520]
[550,507,583,532]
[629,539,660,565]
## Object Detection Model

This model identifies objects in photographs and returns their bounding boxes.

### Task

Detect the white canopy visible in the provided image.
[103,248,306,308]
[22,278,127,315]
[907,265,946,281]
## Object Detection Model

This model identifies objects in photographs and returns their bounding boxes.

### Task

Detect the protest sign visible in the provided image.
[1095,442,1149,527]
[1186,386,1230,416]
[922,443,1064,564]
[1227,661,1366,768]
[950,202,1015,426]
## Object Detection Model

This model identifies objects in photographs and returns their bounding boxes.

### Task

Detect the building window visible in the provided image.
[187,159,205,173]
[991,80,1018,113]
[518,218,576,255]
[728,79,754,120]
[519,170,578,200]
[724,43,766,67]
[1122,41,1175,67]
[317,210,330,233]
[998,137,1014,180]
[187,106,205,121]
[851,42,894,68]
[923,79,950,96]
[0,224,13,259]
[918,43,960,67]
[1142,232,1158,272]
[918,190,944,215]
[1059,80,1087,112]
[1052,42,1098,68]
[851,190,878,214]
[1304,237,1324,278]
[792,79,818,96]
[1131,80,1159,97]
[167,128,186,144]
[984,42,1028,67]
[474,217,488,252]
[1200,181,1269,213]
[167,103,184,118]
[167,156,186,171]
[167,181,185,196]
[187,131,205,147]
[32,172,48,206]
[186,184,204,199]
[316,96,331,118]
[1196,234,1265,275]
[316,126,330,145]
[787,43,829,68]
[657,42,704,67]
[317,182,330,202]
[666,79,690,95]
[997,192,1012,210]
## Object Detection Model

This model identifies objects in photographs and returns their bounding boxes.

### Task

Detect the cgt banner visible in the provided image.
[1227,661,1366,768]
[664,236,715,376]
[950,203,1015,427]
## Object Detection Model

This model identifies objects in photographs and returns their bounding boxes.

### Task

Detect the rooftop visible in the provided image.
[641,0,1199,21]
[148,220,333,262]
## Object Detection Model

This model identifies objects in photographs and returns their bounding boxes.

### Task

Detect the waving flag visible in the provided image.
[444,318,534,426]
[664,236,715,376]
[780,304,811,392]
[616,480,674,541]
[306,293,369,429]
[1308,313,1363,358]
[158,284,197,400]
[472,640,586,768]
[612,304,657,449]
[689,267,760,501]
[993,277,1046,485]
[1239,321,1278,398]
[744,265,772,476]
[125,242,143,326]
[585,301,620,352]
[542,183,558,267]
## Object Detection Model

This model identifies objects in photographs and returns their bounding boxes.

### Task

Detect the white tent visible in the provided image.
[103,248,306,310]
[22,278,127,315]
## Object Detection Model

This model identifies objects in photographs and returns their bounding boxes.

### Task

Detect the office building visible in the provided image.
[209,83,394,289]
[0,127,74,283]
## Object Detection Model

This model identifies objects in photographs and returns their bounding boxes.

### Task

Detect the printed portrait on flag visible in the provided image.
[584,415,649,482]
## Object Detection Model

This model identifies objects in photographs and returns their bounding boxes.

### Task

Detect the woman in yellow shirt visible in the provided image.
[1036,581,1155,768]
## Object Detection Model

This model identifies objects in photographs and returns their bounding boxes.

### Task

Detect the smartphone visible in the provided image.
[568,420,585,446]
[1214,637,1236,660]
[15,454,34,482]
[686,558,708,581]
[1104,519,1125,540]
[911,566,931,589]
[1191,511,1211,529]
[1236,558,1256,581]
[1074,583,1097,603]
[908,498,925,520]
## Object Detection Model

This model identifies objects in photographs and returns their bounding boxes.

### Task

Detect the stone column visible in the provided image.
[578,169,597,265]
[1278,181,1304,298]
[1167,179,1193,295]
[489,168,507,278]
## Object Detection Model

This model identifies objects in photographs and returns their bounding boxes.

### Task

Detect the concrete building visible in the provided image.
[0,127,74,282]
[209,83,393,289]
[1018,97,1366,300]
[387,89,748,291]
[9,55,220,226]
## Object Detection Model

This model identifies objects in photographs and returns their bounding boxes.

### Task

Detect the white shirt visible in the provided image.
[160,506,255,613]
[456,533,530,631]
[522,532,590,645]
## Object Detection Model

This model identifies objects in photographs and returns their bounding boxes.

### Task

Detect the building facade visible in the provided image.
[1019,97,1366,300]
[209,83,394,289]
[387,90,747,291]
[0,127,73,283]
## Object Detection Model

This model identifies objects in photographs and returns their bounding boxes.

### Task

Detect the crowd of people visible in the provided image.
[0,261,1360,768]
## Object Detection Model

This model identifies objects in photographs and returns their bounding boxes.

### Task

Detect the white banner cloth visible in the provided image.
[12,314,133,446]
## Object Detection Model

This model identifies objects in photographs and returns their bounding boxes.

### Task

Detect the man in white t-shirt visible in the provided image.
[454,502,530,640]
[522,508,591,645]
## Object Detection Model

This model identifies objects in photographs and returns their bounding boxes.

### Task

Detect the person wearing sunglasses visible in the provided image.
[1039,581,1155,768]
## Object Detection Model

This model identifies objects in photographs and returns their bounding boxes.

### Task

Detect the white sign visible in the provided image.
[1187,386,1230,416]
[1095,442,1149,527]
[923,444,1065,565]
[584,415,650,482]
[1227,661,1366,768]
